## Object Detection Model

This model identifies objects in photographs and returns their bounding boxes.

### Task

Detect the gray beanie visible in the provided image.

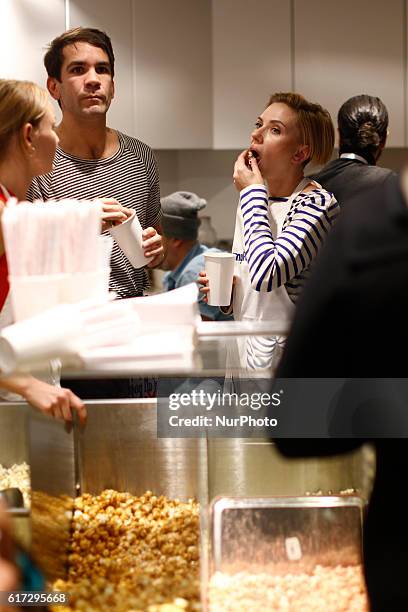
[160,191,207,240]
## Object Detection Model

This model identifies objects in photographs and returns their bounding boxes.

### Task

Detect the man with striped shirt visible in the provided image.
[29,27,163,299]
[28,27,163,398]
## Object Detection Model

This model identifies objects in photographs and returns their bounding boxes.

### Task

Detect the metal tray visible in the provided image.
[211,495,365,572]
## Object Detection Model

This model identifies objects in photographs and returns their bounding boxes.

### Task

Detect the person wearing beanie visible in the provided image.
[160,191,232,321]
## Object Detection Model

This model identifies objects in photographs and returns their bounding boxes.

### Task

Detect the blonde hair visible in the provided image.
[0,79,49,160]
[268,92,334,165]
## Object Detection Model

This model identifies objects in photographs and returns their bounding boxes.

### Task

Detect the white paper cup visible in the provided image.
[109,211,152,268]
[59,268,111,303]
[204,252,235,306]
[9,274,64,322]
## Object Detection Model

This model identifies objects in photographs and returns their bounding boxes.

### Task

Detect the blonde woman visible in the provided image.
[0,79,86,423]
[200,93,338,371]
[202,92,338,322]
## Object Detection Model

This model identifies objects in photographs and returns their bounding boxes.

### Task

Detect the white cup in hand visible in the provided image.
[109,211,152,269]
[204,252,235,306]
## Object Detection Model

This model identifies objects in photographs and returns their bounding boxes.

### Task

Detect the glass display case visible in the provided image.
[0,400,206,610]
[206,496,367,611]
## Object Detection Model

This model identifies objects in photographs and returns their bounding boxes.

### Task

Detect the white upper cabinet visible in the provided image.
[294,0,405,147]
[68,0,212,147]
[0,0,65,118]
[3,0,408,149]
[69,0,135,137]
[0,0,65,84]
[212,0,292,149]
[131,0,212,149]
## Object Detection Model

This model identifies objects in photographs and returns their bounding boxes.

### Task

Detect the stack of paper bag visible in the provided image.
[0,284,200,374]
[78,284,200,371]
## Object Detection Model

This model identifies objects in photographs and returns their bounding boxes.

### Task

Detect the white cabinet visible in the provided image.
[131,0,212,149]
[69,0,135,137]
[3,0,408,150]
[294,0,405,147]
[0,0,65,84]
[0,0,65,117]
[212,0,292,149]
[70,0,212,148]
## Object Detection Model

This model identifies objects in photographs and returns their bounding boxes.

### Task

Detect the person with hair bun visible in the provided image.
[312,94,395,207]
[0,78,86,424]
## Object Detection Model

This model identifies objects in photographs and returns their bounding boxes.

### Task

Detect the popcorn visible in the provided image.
[51,490,201,611]
[0,461,30,508]
[209,565,369,611]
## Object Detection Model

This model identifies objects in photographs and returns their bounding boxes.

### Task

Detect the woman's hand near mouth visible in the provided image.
[233,149,264,191]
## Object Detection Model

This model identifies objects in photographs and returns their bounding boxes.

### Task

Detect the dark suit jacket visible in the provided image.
[279,172,408,376]
[275,173,408,612]
[311,157,395,208]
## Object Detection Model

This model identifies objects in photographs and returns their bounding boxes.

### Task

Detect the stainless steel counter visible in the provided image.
[0,398,375,593]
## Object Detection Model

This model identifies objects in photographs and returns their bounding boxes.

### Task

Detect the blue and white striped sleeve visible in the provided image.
[240,185,339,292]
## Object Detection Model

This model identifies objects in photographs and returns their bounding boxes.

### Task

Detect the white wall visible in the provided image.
[156,150,237,241]
[0,0,65,120]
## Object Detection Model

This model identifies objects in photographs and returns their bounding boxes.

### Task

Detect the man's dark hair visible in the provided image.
[338,95,388,164]
[44,27,115,81]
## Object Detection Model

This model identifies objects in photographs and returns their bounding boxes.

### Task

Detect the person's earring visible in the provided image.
[30,146,36,155]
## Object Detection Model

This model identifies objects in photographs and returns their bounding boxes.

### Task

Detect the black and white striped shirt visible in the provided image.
[240,183,339,302]
[28,131,161,298]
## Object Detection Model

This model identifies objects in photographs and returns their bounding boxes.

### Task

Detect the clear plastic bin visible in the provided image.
[206,495,368,611]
